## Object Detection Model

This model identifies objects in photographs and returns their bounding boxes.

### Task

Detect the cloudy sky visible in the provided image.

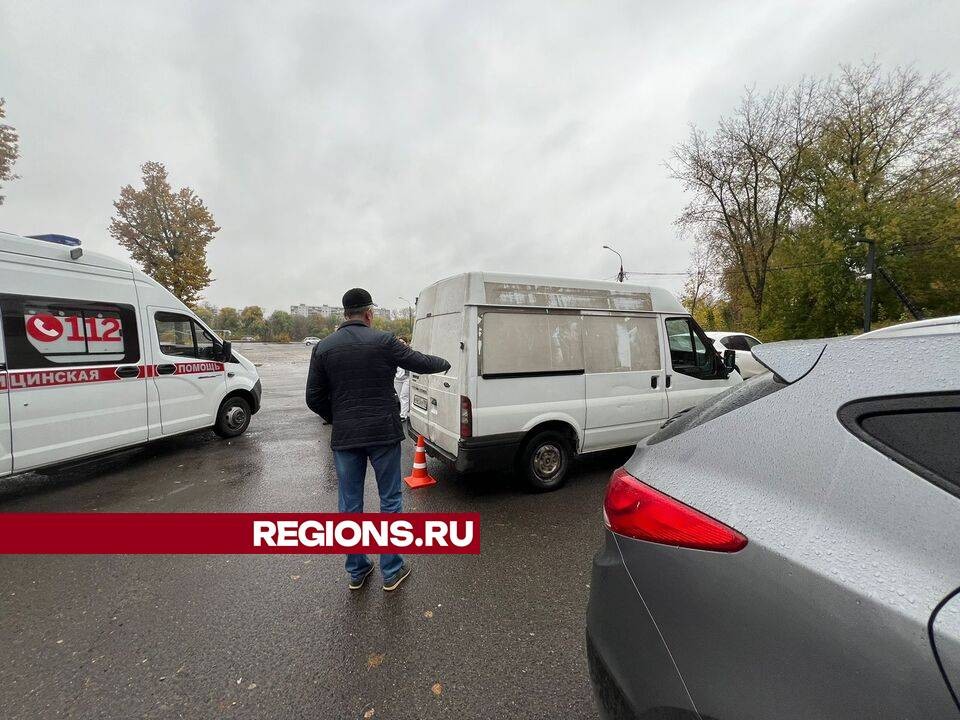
[1,0,958,313]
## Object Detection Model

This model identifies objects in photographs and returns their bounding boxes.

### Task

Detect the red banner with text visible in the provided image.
[0,513,481,554]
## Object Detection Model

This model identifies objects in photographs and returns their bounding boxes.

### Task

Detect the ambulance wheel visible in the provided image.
[518,431,570,492]
[215,396,251,438]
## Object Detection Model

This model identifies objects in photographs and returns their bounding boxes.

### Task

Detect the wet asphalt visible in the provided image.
[0,343,631,719]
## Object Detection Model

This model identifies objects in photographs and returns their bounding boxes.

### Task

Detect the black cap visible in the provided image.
[342,287,376,311]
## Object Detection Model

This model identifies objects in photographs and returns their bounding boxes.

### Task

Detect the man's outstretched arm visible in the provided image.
[305,347,332,422]
[388,335,451,375]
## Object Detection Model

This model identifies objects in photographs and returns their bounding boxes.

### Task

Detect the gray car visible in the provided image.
[586,316,960,720]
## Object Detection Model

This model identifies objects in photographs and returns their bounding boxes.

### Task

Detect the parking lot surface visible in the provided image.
[0,343,628,719]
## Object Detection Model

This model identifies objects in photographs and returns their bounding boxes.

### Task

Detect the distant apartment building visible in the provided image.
[290,304,398,322]
[290,303,342,318]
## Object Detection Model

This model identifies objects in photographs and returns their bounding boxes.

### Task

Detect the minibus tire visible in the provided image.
[214,396,251,438]
[518,431,570,492]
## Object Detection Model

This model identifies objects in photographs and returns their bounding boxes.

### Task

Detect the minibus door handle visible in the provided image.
[665,374,672,389]
[115,365,140,379]
[650,375,658,389]
[156,363,177,376]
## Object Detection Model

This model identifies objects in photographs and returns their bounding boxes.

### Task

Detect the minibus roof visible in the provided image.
[418,271,687,316]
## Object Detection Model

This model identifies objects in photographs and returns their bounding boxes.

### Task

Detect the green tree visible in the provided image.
[240,306,266,337]
[0,97,20,206]
[109,161,219,307]
[218,307,241,336]
[194,302,218,326]
[267,310,293,342]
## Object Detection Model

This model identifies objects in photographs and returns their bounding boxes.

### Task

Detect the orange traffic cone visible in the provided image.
[404,435,437,488]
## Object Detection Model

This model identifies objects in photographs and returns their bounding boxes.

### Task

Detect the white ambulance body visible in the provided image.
[0,231,262,477]
[407,272,741,490]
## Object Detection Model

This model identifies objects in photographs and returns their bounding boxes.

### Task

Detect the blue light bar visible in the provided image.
[27,234,81,247]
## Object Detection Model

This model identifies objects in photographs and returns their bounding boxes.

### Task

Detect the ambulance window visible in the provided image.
[481,311,583,377]
[583,315,661,373]
[155,314,196,357]
[194,325,217,360]
[0,294,139,369]
[155,312,219,360]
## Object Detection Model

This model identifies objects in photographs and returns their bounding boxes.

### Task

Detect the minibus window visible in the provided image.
[665,317,722,380]
[583,316,661,373]
[481,311,583,377]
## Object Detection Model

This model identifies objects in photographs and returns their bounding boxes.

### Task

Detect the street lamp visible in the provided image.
[398,296,414,329]
[603,245,625,282]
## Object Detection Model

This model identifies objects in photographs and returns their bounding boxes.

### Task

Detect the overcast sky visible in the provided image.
[1,1,958,313]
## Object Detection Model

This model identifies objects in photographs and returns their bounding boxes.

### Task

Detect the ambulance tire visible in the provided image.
[518,430,571,492]
[214,396,251,438]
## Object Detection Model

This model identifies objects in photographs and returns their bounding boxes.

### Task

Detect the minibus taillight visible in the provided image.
[603,468,746,552]
[459,395,472,438]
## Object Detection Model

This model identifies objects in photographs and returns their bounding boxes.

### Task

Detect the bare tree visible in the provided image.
[669,81,821,330]
[681,235,715,313]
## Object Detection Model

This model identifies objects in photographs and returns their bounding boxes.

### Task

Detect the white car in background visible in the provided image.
[705,331,767,378]
[302,336,321,346]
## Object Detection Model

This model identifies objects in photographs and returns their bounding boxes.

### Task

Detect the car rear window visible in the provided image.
[840,393,960,498]
[647,372,786,445]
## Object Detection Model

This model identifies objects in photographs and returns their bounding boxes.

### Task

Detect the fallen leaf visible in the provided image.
[423,610,433,619]
[291,575,301,581]
[246,683,257,690]
[431,682,442,697]
[363,709,375,718]
[367,654,385,669]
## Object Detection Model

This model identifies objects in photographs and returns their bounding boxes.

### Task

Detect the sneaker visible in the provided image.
[348,566,374,591]
[382,564,411,592]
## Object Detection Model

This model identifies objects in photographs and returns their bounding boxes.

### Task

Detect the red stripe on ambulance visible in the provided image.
[0,362,224,391]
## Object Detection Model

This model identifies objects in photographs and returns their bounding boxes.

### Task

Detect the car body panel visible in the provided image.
[932,591,960,711]
[589,328,960,719]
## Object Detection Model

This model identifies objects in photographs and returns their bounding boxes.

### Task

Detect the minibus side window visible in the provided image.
[480,311,583,378]
[665,317,723,380]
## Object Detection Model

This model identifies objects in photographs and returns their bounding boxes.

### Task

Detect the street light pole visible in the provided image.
[856,238,877,333]
[602,245,625,282]
[398,296,414,331]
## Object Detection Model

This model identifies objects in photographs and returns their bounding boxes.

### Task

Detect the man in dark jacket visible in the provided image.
[305,288,450,592]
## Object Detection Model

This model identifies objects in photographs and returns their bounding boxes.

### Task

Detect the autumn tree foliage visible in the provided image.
[0,98,20,206]
[110,161,219,306]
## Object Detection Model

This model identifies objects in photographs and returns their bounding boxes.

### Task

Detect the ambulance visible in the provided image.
[407,272,741,491]
[0,231,262,477]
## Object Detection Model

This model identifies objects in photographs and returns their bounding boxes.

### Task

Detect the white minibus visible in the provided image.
[0,231,261,476]
[407,272,741,490]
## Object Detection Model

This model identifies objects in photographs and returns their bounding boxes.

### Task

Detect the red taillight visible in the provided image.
[603,467,747,552]
[459,395,472,438]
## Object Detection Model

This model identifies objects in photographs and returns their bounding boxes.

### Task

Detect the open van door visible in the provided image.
[0,332,11,475]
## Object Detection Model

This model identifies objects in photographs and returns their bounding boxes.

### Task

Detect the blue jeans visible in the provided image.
[332,443,404,582]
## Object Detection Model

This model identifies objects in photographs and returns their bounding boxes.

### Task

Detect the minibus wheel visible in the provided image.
[518,431,570,492]
[215,396,251,438]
